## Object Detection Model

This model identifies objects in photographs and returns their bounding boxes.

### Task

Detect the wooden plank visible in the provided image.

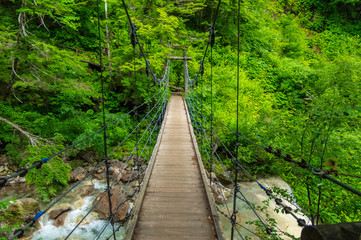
[133,227,210,236]
[144,191,204,198]
[145,187,203,193]
[123,94,170,239]
[142,196,204,203]
[136,220,211,228]
[130,95,217,240]
[183,96,224,240]
[169,56,192,60]
[133,235,211,240]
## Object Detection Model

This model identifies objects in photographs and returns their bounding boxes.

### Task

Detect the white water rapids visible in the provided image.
[29,176,308,240]
[31,181,125,240]
[218,176,311,239]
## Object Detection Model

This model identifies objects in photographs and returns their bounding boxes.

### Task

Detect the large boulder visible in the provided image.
[109,159,123,168]
[48,203,72,219]
[211,183,232,204]
[93,188,129,222]
[69,167,86,182]
[53,211,69,227]
[74,212,100,226]
[5,198,40,224]
[78,184,95,198]
[82,150,100,163]
[1,198,40,239]
[119,169,137,183]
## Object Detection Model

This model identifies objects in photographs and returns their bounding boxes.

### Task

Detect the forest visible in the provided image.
[0,0,361,238]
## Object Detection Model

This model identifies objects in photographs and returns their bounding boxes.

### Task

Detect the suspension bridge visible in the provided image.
[1,0,361,239]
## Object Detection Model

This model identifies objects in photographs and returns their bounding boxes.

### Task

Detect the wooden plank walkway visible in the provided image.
[132,95,218,240]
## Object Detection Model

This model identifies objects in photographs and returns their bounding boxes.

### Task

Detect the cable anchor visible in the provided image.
[297,218,306,227]
[13,229,25,238]
[266,227,273,235]
[209,23,216,47]
[283,206,292,214]
[0,178,7,188]
[265,189,273,196]
[275,198,282,205]
[145,59,151,75]
[299,159,307,169]
[153,73,158,86]
[275,149,282,157]
[265,146,273,153]
[285,154,293,162]
[130,23,138,48]
[17,168,28,178]
[312,168,326,177]
[199,60,204,76]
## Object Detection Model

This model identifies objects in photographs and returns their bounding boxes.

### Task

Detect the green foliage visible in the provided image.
[0,0,360,227]
[0,199,19,239]
[22,136,71,202]
[187,0,361,225]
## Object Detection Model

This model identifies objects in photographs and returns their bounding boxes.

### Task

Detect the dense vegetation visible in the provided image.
[192,0,361,226]
[0,0,360,233]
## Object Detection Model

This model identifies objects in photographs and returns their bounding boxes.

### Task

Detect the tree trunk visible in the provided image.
[0,116,50,146]
[104,0,113,76]
[8,11,25,97]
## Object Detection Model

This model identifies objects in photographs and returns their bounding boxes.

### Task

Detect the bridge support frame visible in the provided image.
[168,46,192,93]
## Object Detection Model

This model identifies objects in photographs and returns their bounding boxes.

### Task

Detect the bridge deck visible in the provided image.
[132,95,217,240]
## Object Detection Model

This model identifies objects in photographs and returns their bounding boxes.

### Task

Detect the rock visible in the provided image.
[48,204,72,219]
[79,184,94,197]
[119,170,137,183]
[73,198,85,209]
[112,169,122,183]
[4,198,39,225]
[109,159,123,167]
[82,150,100,162]
[0,165,9,174]
[8,198,39,215]
[95,166,105,174]
[108,166,116,175]
[75,212,99,226]
[93,188,129,222]
[216,195,226,204]
[19,177,26,183]
[211,183,231,204]
[53,211,69,227]
[93,173,104,180]
[128,157,135,167]
[69,167,86,182]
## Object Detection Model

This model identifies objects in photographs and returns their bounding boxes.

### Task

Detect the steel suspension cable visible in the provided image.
[236,190,277,239]
[95,100,167,239]
[231,0,241,237]
[190,93,307,226]
[187,91,308,235]
[96,0,116,237]
[104,114,163,240]
[0,87,165,189]
[65,91,167,239]
[191,92,361,197]
[9,89,167,239]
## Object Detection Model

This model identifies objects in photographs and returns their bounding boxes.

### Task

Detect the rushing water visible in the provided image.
[218,177,311,239]
[31,181,125,240]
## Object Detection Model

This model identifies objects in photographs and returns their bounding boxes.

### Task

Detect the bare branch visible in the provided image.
[12,60,26,82]
[27,60,58,80]
[12,92,23,103]
[0,117,51,146]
